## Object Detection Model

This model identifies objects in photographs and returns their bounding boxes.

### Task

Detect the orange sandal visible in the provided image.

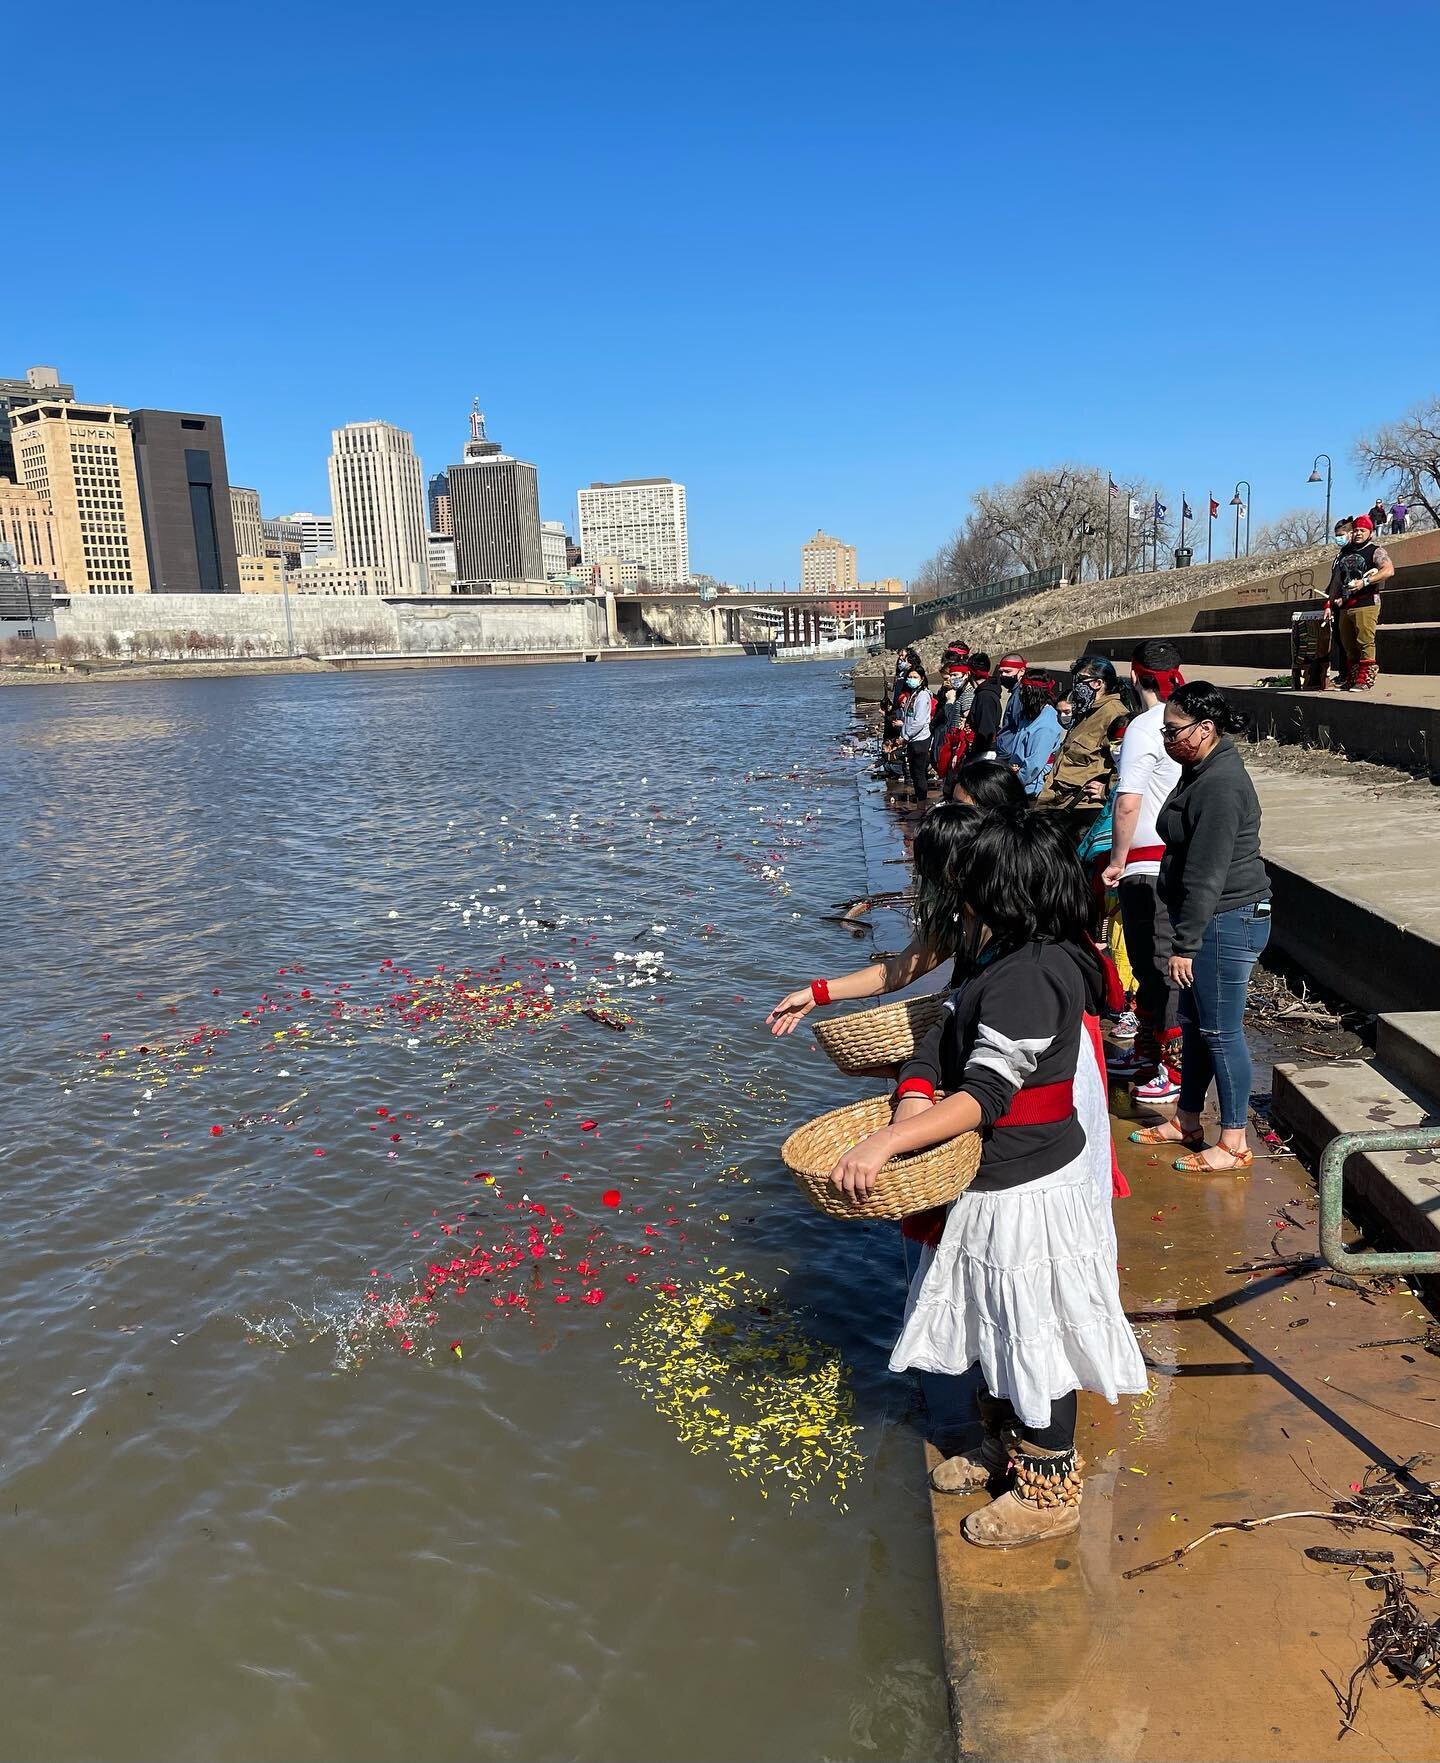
[1172,1146,1254,1173]
[1129,1123,1204,1150]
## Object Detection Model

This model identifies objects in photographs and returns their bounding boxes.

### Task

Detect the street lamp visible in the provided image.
[1308,453,1332,538]
[1230,480,1251,557]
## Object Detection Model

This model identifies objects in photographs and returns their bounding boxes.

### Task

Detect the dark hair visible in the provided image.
[1073,655,1118,693]
[949,758,1027,813]
[1131,638,1182,672]
[1167,679,1248,735]
[1106,714,1131,743]
[1018,678,1057,722]
[913,806,1101,977]
[969,651,992,673]
[903,662,929,689]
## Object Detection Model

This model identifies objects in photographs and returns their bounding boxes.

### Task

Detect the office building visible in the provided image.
[129,409,240,593]
[328,420,429,596]
[10,400,151,593]
[0,540,58,634]
[428,470,451,537]
[447,406,543,587]
[0,481,62,579]
[263,516,304,571]
[0,366,74,484]
[540,519,568,582]
[238,553,286,594]
[294,555,387,595]
[801,530,858,595]
[278,510,335,560]
[230,486,265,558]
[577,478,689,588]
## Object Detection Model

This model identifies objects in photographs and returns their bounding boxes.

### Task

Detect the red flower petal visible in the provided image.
[601,1189,621,1209]
[210,1125,224,1137]
[579,1119,598,1132]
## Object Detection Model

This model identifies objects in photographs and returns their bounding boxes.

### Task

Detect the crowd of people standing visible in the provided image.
[762,635,1274,1551]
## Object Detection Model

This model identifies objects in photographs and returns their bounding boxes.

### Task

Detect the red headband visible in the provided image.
[999,654,1026,669]
[1136,666,1185,701]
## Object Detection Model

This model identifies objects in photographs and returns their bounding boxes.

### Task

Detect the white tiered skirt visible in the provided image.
[888,1036,1148,1428]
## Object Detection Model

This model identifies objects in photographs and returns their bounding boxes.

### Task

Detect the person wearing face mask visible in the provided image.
[1324,513,1394,690]
[1038,656,1125,815]
[1129,682,1270,1173]
[990,654,1030,763]
[1005,675,1064,801]
[896,662,935,807]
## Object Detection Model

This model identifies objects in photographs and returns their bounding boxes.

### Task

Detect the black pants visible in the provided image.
[1118,873,1179,1050]
[906,738,931,803]
[985,1388,1076,1452]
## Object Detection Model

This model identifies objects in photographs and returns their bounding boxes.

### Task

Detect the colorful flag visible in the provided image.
[1109,475,1121,497]
[1209,496,1220,519]
[1153,498,1167,520]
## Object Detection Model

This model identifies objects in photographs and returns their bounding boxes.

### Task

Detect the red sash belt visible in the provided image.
[993,1079,1074,1127]
[1124,844,1166,867]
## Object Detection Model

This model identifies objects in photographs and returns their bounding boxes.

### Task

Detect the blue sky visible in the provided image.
[6,0,1436,585]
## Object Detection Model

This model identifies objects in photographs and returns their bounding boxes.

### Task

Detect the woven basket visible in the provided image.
[781,1094,981,1222]
[812,992,948,1076]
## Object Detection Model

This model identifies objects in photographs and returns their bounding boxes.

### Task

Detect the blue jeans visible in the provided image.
[1177,901,1272,1130]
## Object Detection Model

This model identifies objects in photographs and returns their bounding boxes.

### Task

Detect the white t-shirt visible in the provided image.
[1115,701,1180,879]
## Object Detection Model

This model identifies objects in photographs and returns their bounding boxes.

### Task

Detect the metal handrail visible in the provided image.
[1318,1127,1440,1274]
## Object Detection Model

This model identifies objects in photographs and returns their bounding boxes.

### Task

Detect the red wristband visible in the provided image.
[895,1076,936,1102]
[810,979,831,1005]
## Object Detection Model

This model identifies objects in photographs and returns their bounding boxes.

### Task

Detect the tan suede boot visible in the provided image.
[929,1431,1010,1493]
[962,1443,1084,1548]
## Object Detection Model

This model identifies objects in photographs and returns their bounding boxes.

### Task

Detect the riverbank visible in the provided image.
[856,722,1439,1760]
[0,644,749,687]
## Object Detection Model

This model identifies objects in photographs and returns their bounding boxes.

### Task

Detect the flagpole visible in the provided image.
[1104,475,1112,580]
[1179,496,1187,560]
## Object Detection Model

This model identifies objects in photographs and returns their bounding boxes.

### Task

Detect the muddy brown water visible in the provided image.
[0,660,949,1763]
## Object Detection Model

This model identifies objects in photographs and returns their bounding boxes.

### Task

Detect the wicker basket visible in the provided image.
[781,1094,981,1222]
[811,992,948,1076]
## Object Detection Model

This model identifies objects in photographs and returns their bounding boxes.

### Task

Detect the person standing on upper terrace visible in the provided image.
[1325,513,1394,690]
[1128,683,1271,1174]
[1369,497,1390,534]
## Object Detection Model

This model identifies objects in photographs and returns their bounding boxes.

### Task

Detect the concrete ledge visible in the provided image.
[1263,851,1440,1015]
[1232,686,1440,776]
[1377,1012,1440,1098]
[1073,623,1440,674]
[1271,1059,1440,1259]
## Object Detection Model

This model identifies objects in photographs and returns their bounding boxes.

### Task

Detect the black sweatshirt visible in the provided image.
[967,676,1005,750]
[1156,737,1269,956]
[897,940,1101,1191]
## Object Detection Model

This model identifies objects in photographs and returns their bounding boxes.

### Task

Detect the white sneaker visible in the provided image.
[1112,1009,1139,1041]
[1134,1070,1181,1103]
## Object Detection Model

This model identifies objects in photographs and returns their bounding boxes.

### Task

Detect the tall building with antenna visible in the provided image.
[447,399,543,587]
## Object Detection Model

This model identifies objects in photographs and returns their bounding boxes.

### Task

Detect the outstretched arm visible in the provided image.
[766,938,944,1035]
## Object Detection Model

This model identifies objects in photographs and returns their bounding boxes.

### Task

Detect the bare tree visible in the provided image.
[1354,395,1440,527]
[1251,507,1328,553]
[944,515,1012,593]
[971,465,1181,581]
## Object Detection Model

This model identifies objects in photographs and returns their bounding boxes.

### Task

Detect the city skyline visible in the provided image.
[4,3,1438,588]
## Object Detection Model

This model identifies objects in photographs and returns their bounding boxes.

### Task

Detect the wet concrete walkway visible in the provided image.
[928,1116,1439,1761]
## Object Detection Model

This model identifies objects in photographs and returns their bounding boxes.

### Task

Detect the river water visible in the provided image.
[0,659,949,1763]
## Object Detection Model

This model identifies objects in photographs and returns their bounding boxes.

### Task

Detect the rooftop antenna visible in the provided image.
[469,398,486,442]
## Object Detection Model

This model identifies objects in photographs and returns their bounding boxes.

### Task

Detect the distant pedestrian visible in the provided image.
[1129,682,1270,1173]
[1369,497,1389,535]
[1326,513,1394,689]
[1391,500,1409,535]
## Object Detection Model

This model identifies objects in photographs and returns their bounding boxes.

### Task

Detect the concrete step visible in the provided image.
[1195,580,1440,634]
[1377,1011,1440,1098]
[1078,621,1440,675]
[1230,679,1440,777]
[1271,1059,1440,1261]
